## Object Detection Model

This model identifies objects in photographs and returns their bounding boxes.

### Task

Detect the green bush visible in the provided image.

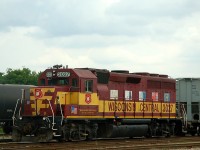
[0,127,3,134]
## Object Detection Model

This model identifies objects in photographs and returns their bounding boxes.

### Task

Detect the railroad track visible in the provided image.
[1,136,200,149]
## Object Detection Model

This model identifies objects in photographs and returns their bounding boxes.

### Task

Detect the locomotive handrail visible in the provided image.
[47,99,55,130]
[59,100,63,126]
[12,89,26,126]
[12,98,21,126]
[18,98,23,117]
[59,95,64,126]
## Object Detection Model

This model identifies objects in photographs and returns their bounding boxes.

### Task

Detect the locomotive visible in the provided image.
[12,65,187,142]
[0,84,31,134]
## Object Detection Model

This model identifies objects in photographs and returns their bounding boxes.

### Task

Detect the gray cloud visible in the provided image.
[2,0,200,37]
[108,0,200,17]
[0,0,200,78]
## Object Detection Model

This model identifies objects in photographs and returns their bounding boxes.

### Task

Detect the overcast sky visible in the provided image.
[0,0,200,78]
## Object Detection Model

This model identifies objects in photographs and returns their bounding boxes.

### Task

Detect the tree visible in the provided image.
[0,68,39,85]
[0,72,5,84]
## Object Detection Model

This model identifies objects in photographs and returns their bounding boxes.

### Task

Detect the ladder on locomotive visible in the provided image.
[48,95,64,137]
[180,103,187,128]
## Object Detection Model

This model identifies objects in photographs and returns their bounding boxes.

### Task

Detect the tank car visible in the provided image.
[0,84,31,134]
[12,65,184,142]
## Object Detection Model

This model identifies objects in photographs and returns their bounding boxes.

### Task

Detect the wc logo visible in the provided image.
[85,94,91,104]
[35,88,43,99]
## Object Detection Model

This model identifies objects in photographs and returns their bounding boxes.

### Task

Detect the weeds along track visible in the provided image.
[1,136,200,150]
[0,134,12,142]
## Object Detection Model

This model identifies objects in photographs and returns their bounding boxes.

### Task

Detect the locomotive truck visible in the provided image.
[12,65,187,142]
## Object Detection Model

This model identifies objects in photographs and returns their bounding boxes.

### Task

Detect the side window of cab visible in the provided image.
[40,79,45,85]
[72,78,78,87]
[85,80,93,92]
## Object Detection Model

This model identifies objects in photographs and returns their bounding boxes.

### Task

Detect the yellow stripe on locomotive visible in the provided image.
[29,87,176,119]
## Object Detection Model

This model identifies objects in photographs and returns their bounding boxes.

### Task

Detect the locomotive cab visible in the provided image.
[25,65,98,116]
[12,65,99,142]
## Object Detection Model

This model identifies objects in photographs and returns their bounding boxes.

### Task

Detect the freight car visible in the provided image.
[12,65,186,142]
[0,84,31,134]
[176,78,200,135]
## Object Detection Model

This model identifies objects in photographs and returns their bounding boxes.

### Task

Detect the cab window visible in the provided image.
[48,78,69,86]
[48,79,56,85]
[72,78,78,87]
[40,79,45,85]
[85,80,93,92]
[58,78,69,85]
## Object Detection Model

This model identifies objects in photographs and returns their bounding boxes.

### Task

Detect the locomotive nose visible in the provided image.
[30,87,55,116]
[29,86,70,117]
[31,87,55,100]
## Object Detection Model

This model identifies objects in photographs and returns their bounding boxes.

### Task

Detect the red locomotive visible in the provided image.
[12,65,184,142]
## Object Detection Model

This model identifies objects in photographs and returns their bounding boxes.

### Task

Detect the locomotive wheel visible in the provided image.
[145,131,152,138]
[69,129,87,141]
[165,125,171,137]
[86,124,98,141]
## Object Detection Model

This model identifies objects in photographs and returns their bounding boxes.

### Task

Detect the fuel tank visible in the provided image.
[98,124,148,138]
[0,84,32,122]
[121,119,151,125]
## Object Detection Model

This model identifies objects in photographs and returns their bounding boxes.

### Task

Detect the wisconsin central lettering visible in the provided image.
[140,103,159,112]
[108,102,135,112]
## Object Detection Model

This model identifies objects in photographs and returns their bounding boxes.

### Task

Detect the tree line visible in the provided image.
[0,68,40,85]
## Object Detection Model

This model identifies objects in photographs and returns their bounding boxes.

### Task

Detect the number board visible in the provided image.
[46,72,53,77]
[57,72,70,77]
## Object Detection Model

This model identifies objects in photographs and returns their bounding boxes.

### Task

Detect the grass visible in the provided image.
[0,127,3,134]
